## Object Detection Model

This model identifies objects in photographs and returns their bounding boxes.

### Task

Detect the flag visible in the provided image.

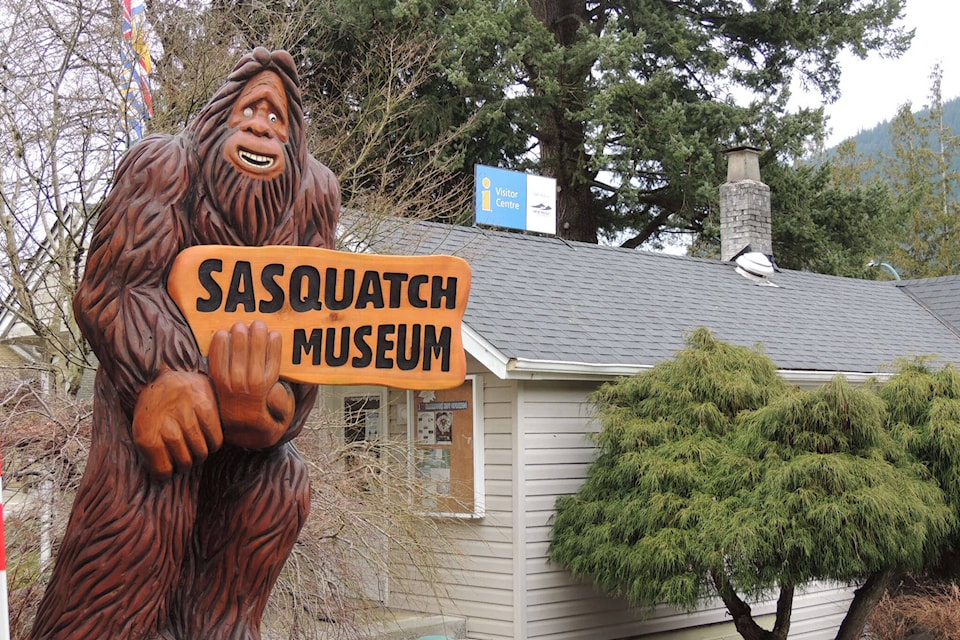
[120,0,154,143]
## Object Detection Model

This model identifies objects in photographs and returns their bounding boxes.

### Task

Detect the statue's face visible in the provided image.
[223,70,289,181]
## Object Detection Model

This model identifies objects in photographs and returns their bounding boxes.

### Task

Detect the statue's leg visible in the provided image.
[169,441,310,640]
[30,373,200,640]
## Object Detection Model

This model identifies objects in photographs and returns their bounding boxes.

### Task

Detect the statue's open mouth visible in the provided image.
[238,148,276,169]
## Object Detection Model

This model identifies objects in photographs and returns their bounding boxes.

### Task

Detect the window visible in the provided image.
[323,377,485,518]
[342,393,383,445]
[411,375,484,517]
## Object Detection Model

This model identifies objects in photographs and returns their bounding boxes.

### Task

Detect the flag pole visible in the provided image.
[0,451,10,640]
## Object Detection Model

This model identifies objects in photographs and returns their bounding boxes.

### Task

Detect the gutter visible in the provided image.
[463,326,894,387]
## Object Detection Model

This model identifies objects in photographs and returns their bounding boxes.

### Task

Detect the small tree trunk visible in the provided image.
[834,569,896,640]
[712,571,792,640]
[39,476,55,569]
[771,584,794,640]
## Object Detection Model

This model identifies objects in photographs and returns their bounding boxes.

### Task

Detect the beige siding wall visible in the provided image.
[517,380,855,640]
[520,379,657,639]
[387,370,855,639]
[389,360,520,640]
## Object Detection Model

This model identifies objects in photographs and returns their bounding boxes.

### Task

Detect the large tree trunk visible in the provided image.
[526,0,599,243]
[834,569,897,640]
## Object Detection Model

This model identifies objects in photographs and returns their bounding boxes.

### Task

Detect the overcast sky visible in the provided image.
[790,0,960,146]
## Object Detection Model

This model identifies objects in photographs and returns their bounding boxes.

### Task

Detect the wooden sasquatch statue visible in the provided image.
[30,48,340,640]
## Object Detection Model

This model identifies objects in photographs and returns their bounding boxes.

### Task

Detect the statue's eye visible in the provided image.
[243,107,253,118]
[268,113,278,124]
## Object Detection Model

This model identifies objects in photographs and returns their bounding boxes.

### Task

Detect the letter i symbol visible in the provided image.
[481,177,491,211]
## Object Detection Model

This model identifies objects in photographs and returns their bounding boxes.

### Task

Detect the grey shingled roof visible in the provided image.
[897,275,960,336]
[367,217,960,374]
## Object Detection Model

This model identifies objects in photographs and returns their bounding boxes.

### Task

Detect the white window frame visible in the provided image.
[407,374,485,519]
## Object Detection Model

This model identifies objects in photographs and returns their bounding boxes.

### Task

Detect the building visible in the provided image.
[320,149,960,639]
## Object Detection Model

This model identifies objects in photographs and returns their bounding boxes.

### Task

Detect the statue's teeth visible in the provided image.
[239,149,275,168]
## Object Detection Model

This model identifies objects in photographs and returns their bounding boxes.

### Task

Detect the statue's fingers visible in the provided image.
[140,436,173,481]
[208,329,231,387]
[266,382,295,426]
[133,408,170,480]
[179,418,210,466]
[162,419,194,474]
[248,320,270,379]
[229,322,249,385]
[194,393,224,451]
[264,330,283,381]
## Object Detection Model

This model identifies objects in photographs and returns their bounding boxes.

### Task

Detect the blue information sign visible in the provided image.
[475,165,556,234]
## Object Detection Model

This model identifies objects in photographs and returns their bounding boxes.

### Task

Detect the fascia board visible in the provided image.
[487,354,894,387]
[462,324,511,378]
[777,369,894,388]
[506,358,652,380]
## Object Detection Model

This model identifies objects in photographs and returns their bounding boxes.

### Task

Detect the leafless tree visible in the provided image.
[147,0,473,244]
[0,378,91,639]
[0,0,132,395]
[265,414,450,639]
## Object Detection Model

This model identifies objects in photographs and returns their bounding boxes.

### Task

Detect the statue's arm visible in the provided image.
[297,156,341,250]
[75,135,200,408]
[74,135,222,478]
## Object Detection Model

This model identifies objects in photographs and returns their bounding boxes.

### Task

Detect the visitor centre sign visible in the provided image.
[474,164,557,235]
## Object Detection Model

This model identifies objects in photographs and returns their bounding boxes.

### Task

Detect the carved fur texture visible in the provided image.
[30,48,339,640]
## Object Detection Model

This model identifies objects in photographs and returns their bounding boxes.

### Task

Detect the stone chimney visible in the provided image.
[720,146,771,262]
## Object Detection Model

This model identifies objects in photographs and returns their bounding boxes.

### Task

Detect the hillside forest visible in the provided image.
[776,66,960,281]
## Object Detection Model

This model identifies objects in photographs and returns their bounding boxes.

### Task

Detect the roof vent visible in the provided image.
[734,251,778,287]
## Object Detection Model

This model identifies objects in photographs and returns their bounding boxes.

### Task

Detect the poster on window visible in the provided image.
[344,395,381,443]
[434,411,453,444]
[415,381,474,513]
[419,449,451,486]
[416,410,435,445]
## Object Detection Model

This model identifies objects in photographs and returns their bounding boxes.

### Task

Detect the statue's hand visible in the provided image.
[208,320,295,449]
[133,370,224,480]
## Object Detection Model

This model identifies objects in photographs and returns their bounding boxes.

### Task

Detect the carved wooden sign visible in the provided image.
[168,245,471,389]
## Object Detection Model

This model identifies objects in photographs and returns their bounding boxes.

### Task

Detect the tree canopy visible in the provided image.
[549,329,953,640]
[797,67,960,280]
[690,158,898,276]
[880,361,960,562]
[276,0,911,247]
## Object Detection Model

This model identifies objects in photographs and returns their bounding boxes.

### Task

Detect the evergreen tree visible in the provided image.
[765,161,896,277]
[884,66,960,277]
[258,0,912,245]
[880,361,960,574]
[550,329,953,640]
[691,159,898,277]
